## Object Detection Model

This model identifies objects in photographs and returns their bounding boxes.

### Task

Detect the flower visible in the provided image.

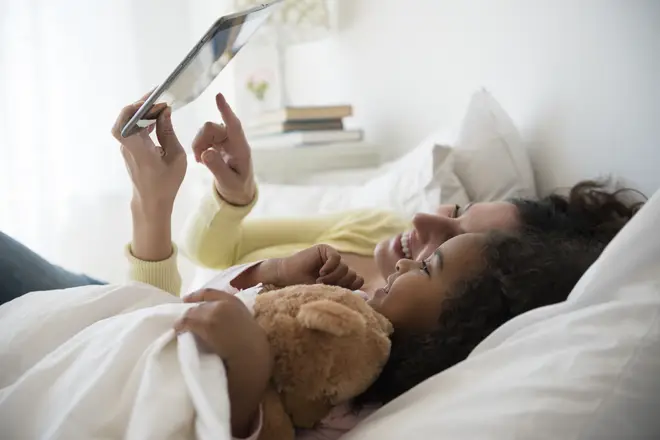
[246,74,270,101]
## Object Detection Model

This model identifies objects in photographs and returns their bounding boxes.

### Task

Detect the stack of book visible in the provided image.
[245,105,363,149]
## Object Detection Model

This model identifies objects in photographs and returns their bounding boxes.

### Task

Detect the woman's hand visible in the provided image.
[192,93,256,206]
[234,245,364,291]
[111,98,187,212]
[175,289,272,438]
[111,96,187,261]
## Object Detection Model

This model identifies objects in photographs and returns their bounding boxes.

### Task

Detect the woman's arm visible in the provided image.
[127,200,183,295]
[181,186,351,269]
[111,96,187,296]
[184,93,367,269]
[130,200,175,262]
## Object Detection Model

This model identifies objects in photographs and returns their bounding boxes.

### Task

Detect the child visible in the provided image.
[176,228,603,440]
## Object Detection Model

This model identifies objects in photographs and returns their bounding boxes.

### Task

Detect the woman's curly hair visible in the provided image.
[354,229,606,406]
[513,179,646,244]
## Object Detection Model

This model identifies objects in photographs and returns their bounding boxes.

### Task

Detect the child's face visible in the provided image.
[368,233,487,332]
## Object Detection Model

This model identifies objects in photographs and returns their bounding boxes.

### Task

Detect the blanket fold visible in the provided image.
[0,282,232,440]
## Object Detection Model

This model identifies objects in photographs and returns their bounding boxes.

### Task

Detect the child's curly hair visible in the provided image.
[355,229,606,406]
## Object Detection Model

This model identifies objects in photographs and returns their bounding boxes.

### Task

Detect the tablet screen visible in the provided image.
[159,5,274,112]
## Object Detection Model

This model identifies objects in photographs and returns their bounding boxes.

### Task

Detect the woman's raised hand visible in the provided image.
[192,93,256,206]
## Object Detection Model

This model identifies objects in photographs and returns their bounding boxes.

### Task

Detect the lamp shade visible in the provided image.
[234,0,331,44]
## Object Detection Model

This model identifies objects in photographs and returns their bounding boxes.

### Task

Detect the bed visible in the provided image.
[4,89,658,439]
[183,89,660,439]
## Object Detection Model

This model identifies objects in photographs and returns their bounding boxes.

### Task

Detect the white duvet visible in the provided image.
[0,281,238,440]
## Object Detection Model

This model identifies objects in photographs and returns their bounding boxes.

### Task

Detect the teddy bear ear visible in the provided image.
[297,300,367,337]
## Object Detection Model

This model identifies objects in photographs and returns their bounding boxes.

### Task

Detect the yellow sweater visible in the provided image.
[128,186,410,296]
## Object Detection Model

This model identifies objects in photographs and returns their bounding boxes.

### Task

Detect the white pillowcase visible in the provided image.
[250,140,470,219]
[344,189,660,439]
[349,141,469,216]
[452,88,537,201]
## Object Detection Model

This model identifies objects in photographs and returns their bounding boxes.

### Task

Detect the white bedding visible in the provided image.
[343,189,660,439]
[0,278,253,440]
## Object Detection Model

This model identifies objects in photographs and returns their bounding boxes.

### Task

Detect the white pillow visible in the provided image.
[250,140,470,220]
[344,189,660,439]
[350,142,469,216]
[452,88,537,201]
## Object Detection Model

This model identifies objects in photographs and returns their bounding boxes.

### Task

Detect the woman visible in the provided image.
[0,92,643,303]
[128,92,644,297]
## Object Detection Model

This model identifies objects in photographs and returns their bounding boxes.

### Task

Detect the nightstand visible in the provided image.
[250,141,383,184]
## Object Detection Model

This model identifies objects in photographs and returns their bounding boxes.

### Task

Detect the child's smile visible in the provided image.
[368,233,487,332]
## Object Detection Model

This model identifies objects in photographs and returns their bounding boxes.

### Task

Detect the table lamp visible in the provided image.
[233,0,332,108]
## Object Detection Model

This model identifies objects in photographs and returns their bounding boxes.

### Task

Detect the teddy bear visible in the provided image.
[252,284,393,440]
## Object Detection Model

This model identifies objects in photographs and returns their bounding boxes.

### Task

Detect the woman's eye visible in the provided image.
[453,204,461,218]
[421,260,430,275]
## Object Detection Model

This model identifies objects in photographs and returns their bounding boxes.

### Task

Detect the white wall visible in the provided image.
[0,0,238,285]
[285,0,660,196]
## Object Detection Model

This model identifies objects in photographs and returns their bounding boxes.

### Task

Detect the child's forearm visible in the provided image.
[226,339,272,438]
[231,258,283,290]
[130,198,175,261]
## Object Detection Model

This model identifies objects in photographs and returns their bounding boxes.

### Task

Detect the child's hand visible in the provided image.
[275,244,365,290]
[175,289,271,438]
[192,93,256,206]
[176,289,266,361]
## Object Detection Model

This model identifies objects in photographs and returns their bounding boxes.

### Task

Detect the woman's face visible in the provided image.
[368,233,487,332]
[374,202,519,279]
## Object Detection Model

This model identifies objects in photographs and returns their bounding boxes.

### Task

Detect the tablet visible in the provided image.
[121,0,282,138]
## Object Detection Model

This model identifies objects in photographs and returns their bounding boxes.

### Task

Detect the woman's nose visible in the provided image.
[412,212,459,242]
[435,204,457,217]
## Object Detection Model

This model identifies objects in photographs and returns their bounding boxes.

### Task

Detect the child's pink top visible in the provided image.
[296,403,379,440]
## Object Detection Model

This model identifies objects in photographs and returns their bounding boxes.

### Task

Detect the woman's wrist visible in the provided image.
[131,195,174,219]
[214,178,257,207]
[130,197,175,262]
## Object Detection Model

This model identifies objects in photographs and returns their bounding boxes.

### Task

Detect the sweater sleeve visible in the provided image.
[180,185,386,269]
[125,243,182,296]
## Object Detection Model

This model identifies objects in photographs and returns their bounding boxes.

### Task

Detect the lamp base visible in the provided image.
[275,29,290,109]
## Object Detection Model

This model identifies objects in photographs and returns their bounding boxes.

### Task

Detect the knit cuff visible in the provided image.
[125,242,182,296]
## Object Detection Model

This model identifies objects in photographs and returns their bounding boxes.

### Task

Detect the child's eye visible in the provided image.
[421,260,430,275]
